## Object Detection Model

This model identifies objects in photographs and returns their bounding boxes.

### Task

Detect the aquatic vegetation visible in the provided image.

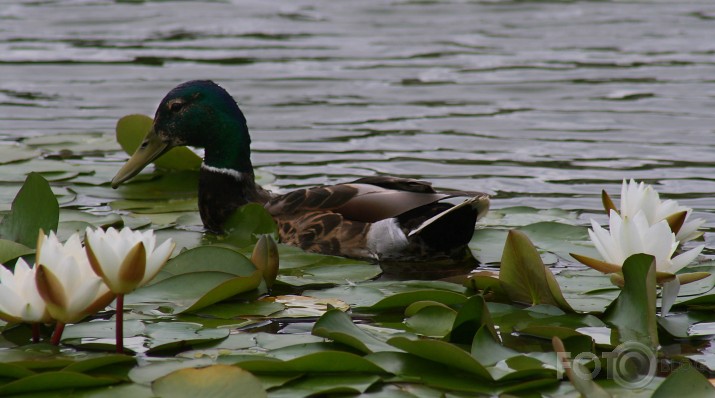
[0,130,713,396]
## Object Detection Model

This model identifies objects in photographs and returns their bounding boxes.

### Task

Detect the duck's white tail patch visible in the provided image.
[408,195,489,238]
[367,218,409,259]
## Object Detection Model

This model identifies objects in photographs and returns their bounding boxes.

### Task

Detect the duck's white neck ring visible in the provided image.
[201,163,250,180]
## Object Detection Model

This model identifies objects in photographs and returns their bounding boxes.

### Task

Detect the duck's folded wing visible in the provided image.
[265,178,471,223]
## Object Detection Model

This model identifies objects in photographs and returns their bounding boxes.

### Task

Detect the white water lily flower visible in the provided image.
[0,258,51,324]
[35,232,115,324]
[84,227,175,294]
[589,210,703,275]
[620,179,705,242]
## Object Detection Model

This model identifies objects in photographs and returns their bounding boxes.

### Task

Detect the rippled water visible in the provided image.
[2,0,715,226]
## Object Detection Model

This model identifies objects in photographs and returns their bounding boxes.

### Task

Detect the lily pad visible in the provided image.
[404,303,457,338]
[152,364,267,398]
[0,239,34,264]
[189,300,285,319]
[125,270,263,314]
[24,132,119,155]
[154,245,257,282]
[0,143,40,165]
[145,322,230,354]
[652,364,715,397]
[387,335,491,379]
[0,371,120,395]
[312,309,396,354]
[0,173,58,247]
[267,374,380,397]
[236,351,387,374]
[603,254,658,348]
[499,230,573,311]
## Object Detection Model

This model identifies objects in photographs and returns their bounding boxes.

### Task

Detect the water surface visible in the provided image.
[1,0,714,226]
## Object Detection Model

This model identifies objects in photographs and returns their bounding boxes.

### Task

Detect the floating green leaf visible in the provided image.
[126,270,262,314]
[0,173,58,247]
[152,365,267,398]
[0,239,33,264]
[499,230,573,311]
[236,351,387,374]
[190,300,285,318]
[361,290,468,312]
[552,336,611,398]
[404,302,457,338]
[312,309,396,354]
[0,143,40,165]
[268,374,380,397]
[652,363,715,397]
[219,203,277,247]
[449,295,498,345]
[603,254,658,348]
[155,245,257,282]
[387,335,491,379]
[0,371,119,395]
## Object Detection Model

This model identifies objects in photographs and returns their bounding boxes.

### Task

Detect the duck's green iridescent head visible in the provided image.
[111,80,253,188]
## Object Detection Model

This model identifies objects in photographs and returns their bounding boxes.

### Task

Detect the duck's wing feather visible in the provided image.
[265,177,464,223]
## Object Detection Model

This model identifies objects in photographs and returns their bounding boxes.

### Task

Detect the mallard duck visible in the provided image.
[111,80,490,262]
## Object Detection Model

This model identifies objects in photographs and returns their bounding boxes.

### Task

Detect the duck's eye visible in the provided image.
[169,101,184,112]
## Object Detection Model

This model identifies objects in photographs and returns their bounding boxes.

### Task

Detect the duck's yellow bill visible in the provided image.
[111,129,169,188]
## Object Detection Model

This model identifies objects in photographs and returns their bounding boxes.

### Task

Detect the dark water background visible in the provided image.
[1,0,714,226]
